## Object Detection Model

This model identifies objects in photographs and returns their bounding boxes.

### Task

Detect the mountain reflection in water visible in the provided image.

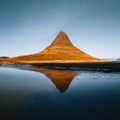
[35,69,77,93]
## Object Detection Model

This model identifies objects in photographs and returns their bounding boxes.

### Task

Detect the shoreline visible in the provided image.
[1,61,120,72]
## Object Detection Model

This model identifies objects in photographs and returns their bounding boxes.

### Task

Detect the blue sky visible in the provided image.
[0,0,120,58]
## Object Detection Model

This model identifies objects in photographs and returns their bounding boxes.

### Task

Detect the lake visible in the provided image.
[0,66,120,120]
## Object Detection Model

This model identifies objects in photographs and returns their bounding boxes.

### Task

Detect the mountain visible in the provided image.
[4,31,106,64]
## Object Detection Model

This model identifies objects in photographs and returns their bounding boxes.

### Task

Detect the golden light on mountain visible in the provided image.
[4,31,106,64]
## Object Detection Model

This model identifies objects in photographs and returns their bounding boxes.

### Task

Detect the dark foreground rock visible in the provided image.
[22,61,120,72]
[1,61,120,72]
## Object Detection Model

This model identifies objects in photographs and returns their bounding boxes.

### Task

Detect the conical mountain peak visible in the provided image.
[50,31,73,46]
[57,31,68,39]
[5,31,106,63]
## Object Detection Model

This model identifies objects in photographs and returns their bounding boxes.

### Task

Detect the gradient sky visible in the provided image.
[0,0,120,58]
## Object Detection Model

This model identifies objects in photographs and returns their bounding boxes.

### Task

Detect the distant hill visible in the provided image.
[3,31,107,64]
[0,56,9,62]
[117,58,120,61]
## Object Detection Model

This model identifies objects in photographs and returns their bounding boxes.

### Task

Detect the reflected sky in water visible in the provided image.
[0,66,120,120]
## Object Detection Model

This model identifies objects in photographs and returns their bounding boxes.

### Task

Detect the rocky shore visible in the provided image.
[1,61,120,72]
[27,61,119,72]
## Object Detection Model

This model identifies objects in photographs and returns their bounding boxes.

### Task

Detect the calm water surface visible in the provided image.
[0,66,120,120]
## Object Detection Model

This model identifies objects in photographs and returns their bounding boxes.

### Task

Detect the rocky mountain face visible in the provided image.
[4,31,106,63]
